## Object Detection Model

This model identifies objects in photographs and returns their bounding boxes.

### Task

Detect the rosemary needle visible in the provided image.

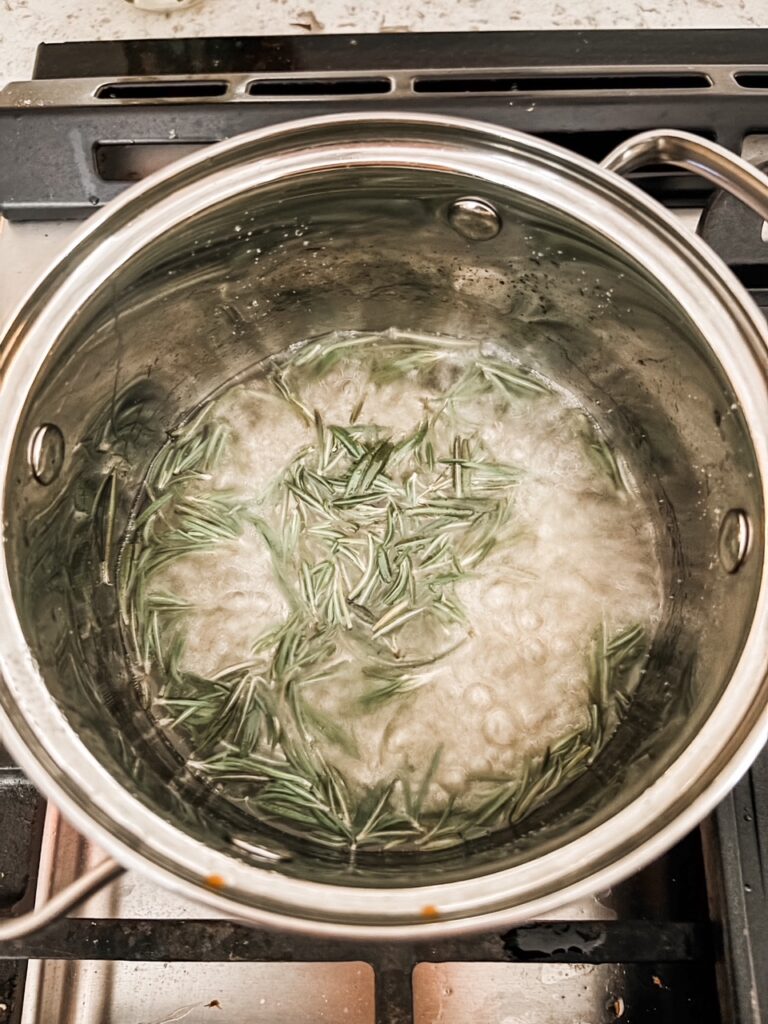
[118,329,650,854]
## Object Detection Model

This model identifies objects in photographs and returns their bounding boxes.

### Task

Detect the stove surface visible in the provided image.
[0,29,767,1024]
[13,805,720,1024]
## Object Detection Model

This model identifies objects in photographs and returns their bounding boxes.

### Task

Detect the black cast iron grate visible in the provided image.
[0,29,767,1024]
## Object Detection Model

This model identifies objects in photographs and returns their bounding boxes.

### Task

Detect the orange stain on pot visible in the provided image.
[205,874,226,889]
[420,904,440,919]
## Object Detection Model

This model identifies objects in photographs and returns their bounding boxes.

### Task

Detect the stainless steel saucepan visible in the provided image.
[1,114,767,939]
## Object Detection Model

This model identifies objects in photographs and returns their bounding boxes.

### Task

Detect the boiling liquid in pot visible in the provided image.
[120,329,663,852]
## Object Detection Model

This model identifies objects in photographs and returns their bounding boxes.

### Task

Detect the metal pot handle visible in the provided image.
[601,129,768,222]
[0,856,124,941]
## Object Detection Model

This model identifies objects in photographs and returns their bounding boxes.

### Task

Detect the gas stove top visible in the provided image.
[0,29,767,1024]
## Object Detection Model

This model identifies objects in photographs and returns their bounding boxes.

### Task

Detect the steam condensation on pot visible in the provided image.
[119,329,664,853]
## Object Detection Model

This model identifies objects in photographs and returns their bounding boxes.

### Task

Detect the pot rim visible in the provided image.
[1,111,767,938]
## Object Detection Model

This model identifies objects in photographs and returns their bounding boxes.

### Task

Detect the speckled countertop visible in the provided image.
[0,0,766,86]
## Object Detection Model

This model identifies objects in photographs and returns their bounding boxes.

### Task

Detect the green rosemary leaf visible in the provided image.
[348,534,378,601]
[271,367,313,423]
[286,476,327,516]
[431,594,468,627]
[381,555,413,606]
[354,781,398,842]
[168,402,215,445]
[349,396,365,425]
[471,778,520,826]
[414,796,458,847]
[346,440,393,496]
[393,419,429,463]
[606,622,646,666]
[313,407,325,449]
[415,745,443,817]
[331,491,386,510]
[371,600,425,639]
[327,564,353,629]
[299,561,317,614]
[375,545,394,584]
[585,429,629,493]
[94,469,118,584]
[360,672,420,708]
[330,425,365,460]
[477,359,550,398]
[289,331,380,375]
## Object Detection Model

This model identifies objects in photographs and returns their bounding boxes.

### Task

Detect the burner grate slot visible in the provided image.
[734,72,768,89]
[248,77,392,96]
[411,73,712,94]
[96,81,228,100]
[730,264,768,289]
[94,141,214,181]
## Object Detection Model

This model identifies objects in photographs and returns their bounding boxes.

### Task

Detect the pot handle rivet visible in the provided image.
[447,197,502,241]
[718,508,751,574]
[28,423,65,485]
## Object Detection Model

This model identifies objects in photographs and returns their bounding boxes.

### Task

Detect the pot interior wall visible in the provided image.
[4,165,762,886]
